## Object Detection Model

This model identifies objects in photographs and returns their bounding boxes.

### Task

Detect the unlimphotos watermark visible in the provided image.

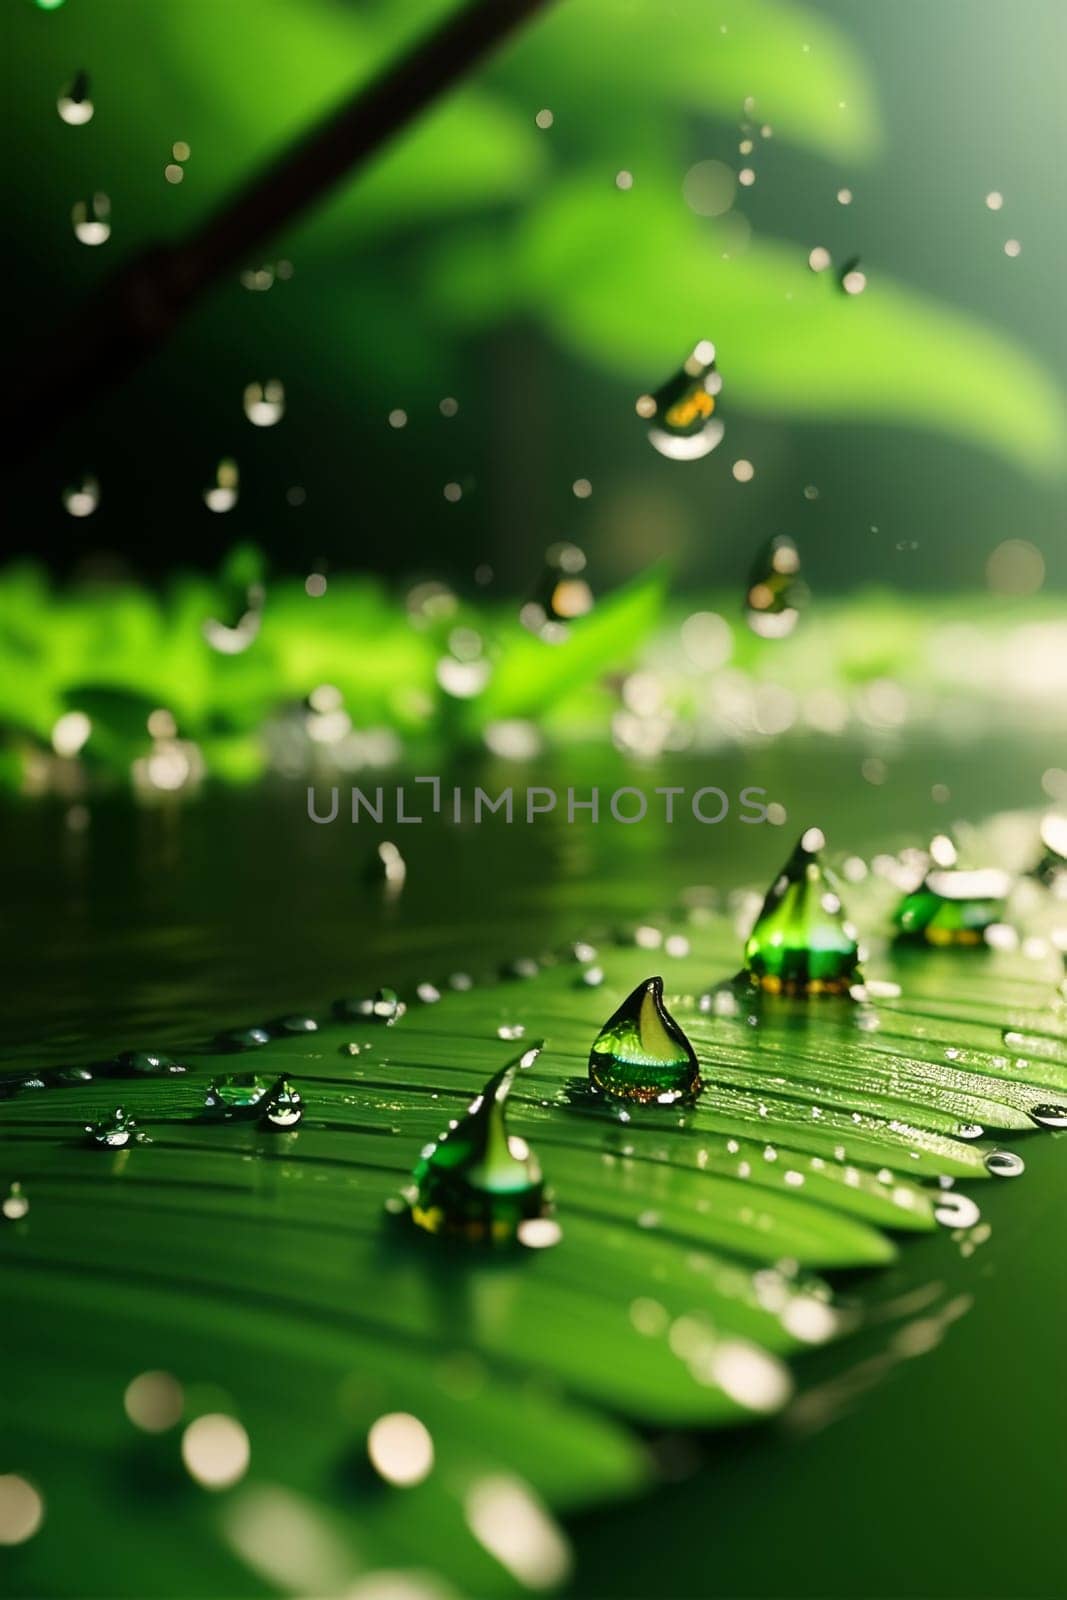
[307,778,774,826]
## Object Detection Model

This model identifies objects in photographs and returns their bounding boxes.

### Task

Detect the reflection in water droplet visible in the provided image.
[984,1150,1025,1178]
[404,1046,548,1244]
[72,193,110,245]
[588,976,700,1104]
[745,536,808,639]
[933,1191,981,1228]
[639,342,724,460]
[85,1107,138,1148]
[1030,1105,1067,1129]
[262,1079,303,1129]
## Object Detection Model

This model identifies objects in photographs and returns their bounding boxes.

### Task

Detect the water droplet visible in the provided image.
[934,1191,981,1228]
[84,1107,139,1148]
[984,1150,1025,1178]
[743,832,861,995]
[955,1123,984,1140]
[72,193,110,245]
[588,976,701,1104]
[1030,1105,1067,1129]
[204,1074,271,1117]
[279,1016,317,1035]
[2,1182,29,1221]
[203,458,239,513]
[335,988,406,1025]
[57,70,93,125]
[500,958,539,981]
[62,474,99,517]
[226,1027,270,1050]
[578,965,605,988]
[638,342,724,460]
[202,545,265,655]
[497,1024,526,1041]
[115,1050,187,1078]
[894,865,1009,946]
[261,1078,303,1129]
[416,982,441,1004]
[839,256,866,295]
[745,536,808,639]
[403,1046,548,1243]
[243,379,285,427]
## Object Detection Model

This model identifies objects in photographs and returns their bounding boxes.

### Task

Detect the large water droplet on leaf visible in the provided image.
[742,830,862,996]
[405,1046,548,1244]
[894,866,1010,946]
[984,1150,1025,1178]
[637,342,724,460]
[588,977,701,1104]
[85,1107,138,1148]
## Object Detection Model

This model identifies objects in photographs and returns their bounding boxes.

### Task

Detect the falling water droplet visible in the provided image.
[62,474,99,517]
[933,1191,981,1229]
[1030,1105,1067,1130]
[403,1045,549,1243]
[72,193,110,245]
[85,1107,138,1148]
[745,535,808,638]
[984,1150,1025,1178]
[243,380,285,427]
[57,70,94,125]
[742,830,861,995]
[638,341,724,460]
[588,977,701,1104]
[203,458,239,513]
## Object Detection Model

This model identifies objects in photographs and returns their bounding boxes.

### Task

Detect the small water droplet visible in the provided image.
[62,474,99,517]
[57,70,93,125]
[745,536,807,640]
[243,379,285,426]
[416,982,441,1004]
[638,342,724,460]
[262,1078,303,1129]
[335,988,406,1025]
[203,458,239,513]
[72,193,110,245]
[3,1182,29,1221]
[115,1051,187,1078]
[984,1150,1025,1178]
[955,1123,985,1141]
[934,1191,981,1228]
[497,1024,526,1041]
[279,1016,318,1035]
[226,1027,270,1050]
[1030,1104,1067,1130]
[85,1107,138,1148]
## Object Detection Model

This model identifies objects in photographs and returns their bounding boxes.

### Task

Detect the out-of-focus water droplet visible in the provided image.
[368,839,406,896]
[521,543,593,638]
[934,1190,981,1228]
[227,1027,270,1050]
[985,1150,1025,1178]
[416,982,441,1004]
[202,544,265,655]
[262,1078,303,1129]
[3,1182,29,1221]
[743,830,861,996]
[838,256,866,295]
[243,380,285,427]
[588,976,700,1104]
[501,957,539,981]
[497,1024,526,1041]
[403,1045,549,1244]
[62,474,99,517]
[57,70,93,125]
[72,193,110,245]
[745,535,808,638]
[203,458,239,513]
[894,863,1010,946]
[638,341,724,460]
[116,1050,187,1078]
[335,988,406,1025]
[1030,1105,1067,1129]
[85,1106,138,1148]
[985,190,1004,211]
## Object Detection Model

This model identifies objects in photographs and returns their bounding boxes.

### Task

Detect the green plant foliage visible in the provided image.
[2,852,1063,1596]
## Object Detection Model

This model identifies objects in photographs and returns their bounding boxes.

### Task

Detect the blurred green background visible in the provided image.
[5,0,1067,597]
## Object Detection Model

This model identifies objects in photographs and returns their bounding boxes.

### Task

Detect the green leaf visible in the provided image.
[517,177,1067,473]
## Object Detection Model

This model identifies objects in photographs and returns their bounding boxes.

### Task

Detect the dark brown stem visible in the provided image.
[3,0,557,464]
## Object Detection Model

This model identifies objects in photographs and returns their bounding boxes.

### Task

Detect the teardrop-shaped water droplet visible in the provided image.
[85,1107,138,1148]
[1030,1104,1067,1130]
[57,70,94,125]
[984,1150,1025,1178]
[404,1045,548,1243]
[588,977,701,1104]
[261,1078,303,1129]
[638,341,724,460]
[743,831,861,996]
[243,379,285,427]
[933,1191,981,1229]
[72,192,110,245]
[745,536,808,639]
